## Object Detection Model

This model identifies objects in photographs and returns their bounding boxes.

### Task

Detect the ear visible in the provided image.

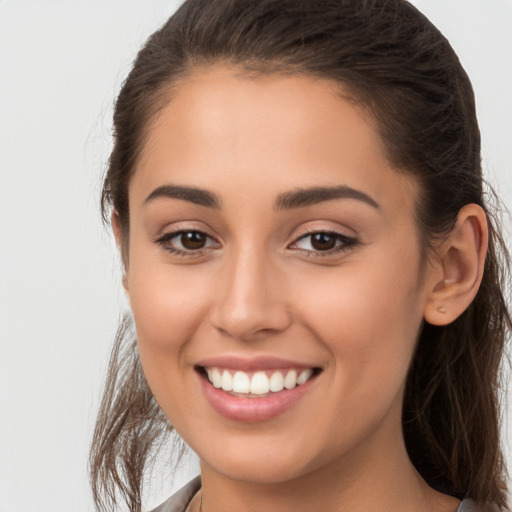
[111,211,129,292]
[424,204,488,326]
[111,210,123,247]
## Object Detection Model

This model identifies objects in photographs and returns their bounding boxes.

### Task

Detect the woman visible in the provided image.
[89,1,511,511]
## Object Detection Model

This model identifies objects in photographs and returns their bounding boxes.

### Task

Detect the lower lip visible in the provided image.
[198,371,318,423]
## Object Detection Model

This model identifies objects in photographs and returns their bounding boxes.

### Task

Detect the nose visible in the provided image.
[209,247,292,341]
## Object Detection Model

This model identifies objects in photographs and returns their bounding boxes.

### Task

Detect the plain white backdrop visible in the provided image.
[0,1,510,511]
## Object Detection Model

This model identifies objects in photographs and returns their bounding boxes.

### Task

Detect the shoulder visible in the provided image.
[150,476,201,512]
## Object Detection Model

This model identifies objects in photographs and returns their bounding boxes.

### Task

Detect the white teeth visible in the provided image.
[284,369,297,390]
[297,368,313,385]
[205,367,315,394]
[232,371,251,393]
[250,372,270,395]
[269,371,284,392]
[221,370,233,391]
[211,368,222,388]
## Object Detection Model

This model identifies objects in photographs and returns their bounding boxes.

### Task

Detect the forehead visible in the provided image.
[131,65,417,212]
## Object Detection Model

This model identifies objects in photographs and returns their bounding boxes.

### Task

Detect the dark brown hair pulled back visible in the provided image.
[91,1,512,510]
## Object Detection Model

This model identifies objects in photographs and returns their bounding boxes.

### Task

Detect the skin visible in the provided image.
[114,66,487,512]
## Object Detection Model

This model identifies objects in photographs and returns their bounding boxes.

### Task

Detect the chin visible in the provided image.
[192,430,333,486]
[208,454,317,485]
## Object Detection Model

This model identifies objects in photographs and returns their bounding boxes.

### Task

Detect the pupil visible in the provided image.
[181,232,206,249]
[311,233,336,251]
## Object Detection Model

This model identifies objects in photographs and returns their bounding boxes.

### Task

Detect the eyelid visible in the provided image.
[288,228,359,256]
[154,227,221,256]
[152,223,358,258]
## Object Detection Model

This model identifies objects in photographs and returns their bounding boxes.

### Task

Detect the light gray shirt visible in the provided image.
[151,477,482,512]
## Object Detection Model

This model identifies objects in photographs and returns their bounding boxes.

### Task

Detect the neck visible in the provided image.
[198,422,459,512]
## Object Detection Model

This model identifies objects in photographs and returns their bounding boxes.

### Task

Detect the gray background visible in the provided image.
[0,1,510,511]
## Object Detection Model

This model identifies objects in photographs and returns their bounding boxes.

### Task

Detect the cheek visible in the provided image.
[126,247,217,400]
[292,249,424,391]
[127,243,210,345]
[126,252,216,425]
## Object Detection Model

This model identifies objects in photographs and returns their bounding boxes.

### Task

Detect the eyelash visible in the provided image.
[289,230,359,257]
[154,229,359,258]
[154,229,217,257]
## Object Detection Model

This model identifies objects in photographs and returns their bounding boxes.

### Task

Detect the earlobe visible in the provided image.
[424,204,488,326]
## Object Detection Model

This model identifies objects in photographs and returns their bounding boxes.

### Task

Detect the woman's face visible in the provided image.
[123,66,437,484]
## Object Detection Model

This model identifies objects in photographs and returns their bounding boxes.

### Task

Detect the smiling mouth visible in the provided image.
[197,366,321,397]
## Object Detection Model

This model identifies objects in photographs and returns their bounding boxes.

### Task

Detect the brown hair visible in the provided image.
[90,1,511,510]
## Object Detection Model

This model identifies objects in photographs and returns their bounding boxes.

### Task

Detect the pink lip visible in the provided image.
[196,355,315,372]
[197,366,319,423]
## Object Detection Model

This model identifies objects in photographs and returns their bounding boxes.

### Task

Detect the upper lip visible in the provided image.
[196,355,319,372]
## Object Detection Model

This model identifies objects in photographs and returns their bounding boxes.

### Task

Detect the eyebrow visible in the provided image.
[144,183,379,211]
[144,185,221,209]
[274,185,380,211]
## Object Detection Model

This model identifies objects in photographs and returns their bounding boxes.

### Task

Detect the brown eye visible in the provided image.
[181,231,207,250]
[289,230,358,256]
[310,233,337,251]
[155,229,219,255]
